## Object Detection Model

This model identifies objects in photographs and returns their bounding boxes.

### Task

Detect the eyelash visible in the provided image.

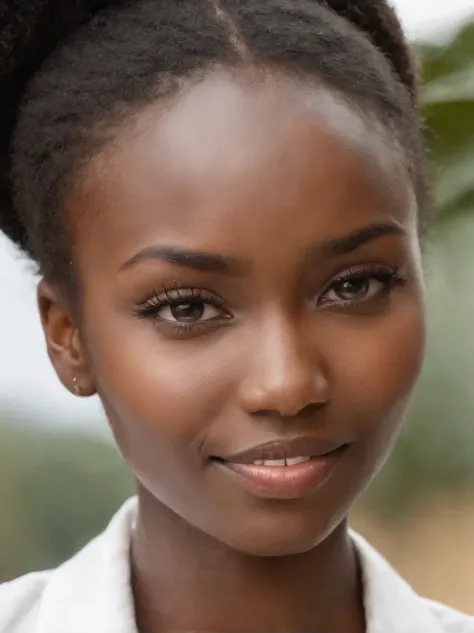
[319,265,408,310]
[134,284,231,334]
[133,265,407,334]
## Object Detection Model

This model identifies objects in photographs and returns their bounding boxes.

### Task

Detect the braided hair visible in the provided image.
[0,0,426,290]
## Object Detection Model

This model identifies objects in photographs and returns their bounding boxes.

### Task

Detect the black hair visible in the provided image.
[0,0,426,291]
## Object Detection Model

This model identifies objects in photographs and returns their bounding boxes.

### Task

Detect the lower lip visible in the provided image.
[214,448,347,500]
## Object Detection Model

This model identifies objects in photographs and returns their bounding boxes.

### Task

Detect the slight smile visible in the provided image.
[212,437,349,500]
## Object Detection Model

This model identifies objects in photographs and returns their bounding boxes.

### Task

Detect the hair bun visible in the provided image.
[323,0,418,100]
[0,0,115,248]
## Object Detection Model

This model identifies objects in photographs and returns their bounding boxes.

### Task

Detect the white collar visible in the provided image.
[34,497,445,633]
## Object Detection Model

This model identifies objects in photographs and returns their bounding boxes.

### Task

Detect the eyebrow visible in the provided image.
[120,245,250,276]
[120,220,406,274]
[304,220,406,261]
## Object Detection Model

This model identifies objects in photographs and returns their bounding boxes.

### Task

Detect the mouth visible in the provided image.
[211,437,349,500]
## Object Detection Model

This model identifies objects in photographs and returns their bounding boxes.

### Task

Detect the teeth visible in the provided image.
[285,456,311,466]
[251,457,311,466]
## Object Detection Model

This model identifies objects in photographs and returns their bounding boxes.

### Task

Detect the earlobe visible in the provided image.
[37,279,96,397]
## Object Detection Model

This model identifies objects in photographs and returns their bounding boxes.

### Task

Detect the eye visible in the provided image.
[320,267,406,307]
[158,299,221,323]
[324,275,383,302]
[134,286,232,335]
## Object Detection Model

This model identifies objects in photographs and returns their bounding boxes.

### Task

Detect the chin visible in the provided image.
[215,511,347,558]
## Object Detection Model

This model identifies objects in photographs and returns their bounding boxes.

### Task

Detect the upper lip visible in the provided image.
[216,437,348,464]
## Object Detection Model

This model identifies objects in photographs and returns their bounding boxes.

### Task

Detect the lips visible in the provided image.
[212,437,349,499]
[214,436,347,465]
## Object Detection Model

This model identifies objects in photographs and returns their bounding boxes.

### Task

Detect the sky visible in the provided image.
[393,0,474,41]
[1,0,473,432]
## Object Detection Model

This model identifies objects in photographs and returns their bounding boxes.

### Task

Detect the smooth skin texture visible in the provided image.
[38,69,426,633]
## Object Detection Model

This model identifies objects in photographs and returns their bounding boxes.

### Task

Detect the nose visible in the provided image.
[237,313,330,418]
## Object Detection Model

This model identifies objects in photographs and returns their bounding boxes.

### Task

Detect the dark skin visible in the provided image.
[38,69,426,633]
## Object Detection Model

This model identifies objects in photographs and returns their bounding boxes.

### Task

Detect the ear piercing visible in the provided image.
[72,376,81,397]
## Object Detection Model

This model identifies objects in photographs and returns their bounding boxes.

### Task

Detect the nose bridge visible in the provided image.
[237,310,329,416]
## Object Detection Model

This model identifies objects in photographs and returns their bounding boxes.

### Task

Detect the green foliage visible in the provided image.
[0,420,134,582]
[421,22,474,222]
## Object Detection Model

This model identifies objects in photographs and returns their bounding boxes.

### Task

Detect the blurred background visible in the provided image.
[1,0,474,615]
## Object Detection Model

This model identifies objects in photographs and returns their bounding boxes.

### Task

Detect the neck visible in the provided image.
[131,490,365,633]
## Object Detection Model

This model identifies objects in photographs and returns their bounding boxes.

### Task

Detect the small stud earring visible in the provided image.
[72,376,81,397]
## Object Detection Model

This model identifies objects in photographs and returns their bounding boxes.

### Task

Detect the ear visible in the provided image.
[37,279,96,398]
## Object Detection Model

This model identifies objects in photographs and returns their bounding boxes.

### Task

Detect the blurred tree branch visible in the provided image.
[421,21,474,223]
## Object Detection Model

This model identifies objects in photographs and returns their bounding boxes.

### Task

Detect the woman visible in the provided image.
[0,1,472,631]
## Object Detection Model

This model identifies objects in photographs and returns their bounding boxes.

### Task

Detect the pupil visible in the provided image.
[339,278,368,299]
[171,301,204,322]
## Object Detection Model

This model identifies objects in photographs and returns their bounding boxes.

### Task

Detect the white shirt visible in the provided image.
[0,497,472,633]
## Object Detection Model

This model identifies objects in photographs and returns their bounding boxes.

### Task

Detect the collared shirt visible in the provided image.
[0,497,472,633]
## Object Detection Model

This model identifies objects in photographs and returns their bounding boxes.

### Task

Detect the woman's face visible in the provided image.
[61,69,426,555]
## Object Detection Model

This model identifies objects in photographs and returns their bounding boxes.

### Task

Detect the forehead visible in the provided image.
[70,68,416,268]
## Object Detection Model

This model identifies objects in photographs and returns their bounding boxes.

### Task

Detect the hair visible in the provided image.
[0,0,426,292]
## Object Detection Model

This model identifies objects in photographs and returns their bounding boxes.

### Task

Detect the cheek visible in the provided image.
[318,295,426,502]
[83,310,239,451]
[332,296,426,442]
[81,309,245,514]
